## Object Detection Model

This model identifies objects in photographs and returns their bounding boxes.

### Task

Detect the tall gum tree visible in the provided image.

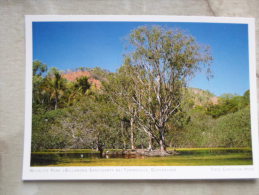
[125,26,212,154]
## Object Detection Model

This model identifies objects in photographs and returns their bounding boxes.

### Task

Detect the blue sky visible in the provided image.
[33,21,249,96]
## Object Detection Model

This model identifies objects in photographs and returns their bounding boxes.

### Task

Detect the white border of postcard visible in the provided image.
[23,15,259,180]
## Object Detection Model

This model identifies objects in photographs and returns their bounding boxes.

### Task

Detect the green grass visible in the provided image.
[44,153,252,166]
[31,148,253,166]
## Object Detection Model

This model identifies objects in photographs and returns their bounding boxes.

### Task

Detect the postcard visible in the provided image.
[23,15,258,180]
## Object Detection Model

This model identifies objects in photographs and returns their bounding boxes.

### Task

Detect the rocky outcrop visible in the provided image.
[62,71,102,89]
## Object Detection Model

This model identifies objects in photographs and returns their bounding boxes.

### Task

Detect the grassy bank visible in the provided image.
[37,153,252,166]
[31,147,252,166]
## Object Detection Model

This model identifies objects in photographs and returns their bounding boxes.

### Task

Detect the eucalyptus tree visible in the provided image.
[125,26,212,153]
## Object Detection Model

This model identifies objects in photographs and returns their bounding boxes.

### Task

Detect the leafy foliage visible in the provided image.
[206,91,249,118]
[123,26,212,152]
[31,25,252,153]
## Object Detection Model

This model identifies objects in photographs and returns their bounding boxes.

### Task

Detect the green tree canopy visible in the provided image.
[123,25,213,153]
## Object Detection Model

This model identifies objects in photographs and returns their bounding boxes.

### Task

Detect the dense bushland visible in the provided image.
[31,26,251,153]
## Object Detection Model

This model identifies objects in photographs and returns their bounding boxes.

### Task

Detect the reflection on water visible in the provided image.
[177,149,251,155]
[30,149,252,166]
